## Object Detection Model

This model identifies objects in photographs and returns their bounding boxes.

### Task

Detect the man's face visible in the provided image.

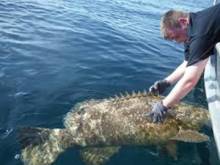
[165,27,188,43]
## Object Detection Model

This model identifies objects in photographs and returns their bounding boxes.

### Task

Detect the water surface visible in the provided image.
[0,0,219,164]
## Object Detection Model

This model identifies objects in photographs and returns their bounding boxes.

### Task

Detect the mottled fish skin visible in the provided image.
[18,91,210,165]
[64,92,209,146]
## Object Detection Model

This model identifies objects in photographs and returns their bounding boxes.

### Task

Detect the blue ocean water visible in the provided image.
[0,0,219,164]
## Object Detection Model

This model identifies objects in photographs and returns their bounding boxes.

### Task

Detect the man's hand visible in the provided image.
[146,101,168,123]
[149,80,171,95]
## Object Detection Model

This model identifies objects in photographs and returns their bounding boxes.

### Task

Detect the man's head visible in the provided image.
[160,10,189,43]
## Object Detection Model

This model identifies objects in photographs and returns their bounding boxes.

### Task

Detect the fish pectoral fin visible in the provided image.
[164,141,178,160]
[80,146,120,165]
[170,130,209,143]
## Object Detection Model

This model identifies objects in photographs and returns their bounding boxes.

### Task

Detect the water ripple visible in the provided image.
[0,128,13,140]
[0,0,218,164]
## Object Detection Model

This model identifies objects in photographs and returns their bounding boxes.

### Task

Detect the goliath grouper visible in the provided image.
[17,91,210,165]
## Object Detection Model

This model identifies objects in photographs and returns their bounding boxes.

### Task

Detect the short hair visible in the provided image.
[160,10,189,39]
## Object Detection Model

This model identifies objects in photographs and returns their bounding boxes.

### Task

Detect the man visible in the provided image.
[148,4,220,123]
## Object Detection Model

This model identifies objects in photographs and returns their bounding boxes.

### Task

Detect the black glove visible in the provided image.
[146,101,168,123]
[149,80,171,95]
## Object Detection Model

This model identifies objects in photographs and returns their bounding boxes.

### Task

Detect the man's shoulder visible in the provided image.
[196,3,220,15]
[194,4,220,26]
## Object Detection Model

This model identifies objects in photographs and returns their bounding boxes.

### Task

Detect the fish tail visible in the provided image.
[17,127,69,165]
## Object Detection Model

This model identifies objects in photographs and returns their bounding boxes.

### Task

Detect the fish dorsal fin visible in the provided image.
[80,146,120,165]
[109,89,157,103]
[170,130,209,143]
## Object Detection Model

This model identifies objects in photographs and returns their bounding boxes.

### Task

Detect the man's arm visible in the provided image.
[165,60,188,85]
[162,58,208,108]
[148,60,188,95]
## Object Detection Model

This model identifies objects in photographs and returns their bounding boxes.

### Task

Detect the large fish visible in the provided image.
[17,91,210,165]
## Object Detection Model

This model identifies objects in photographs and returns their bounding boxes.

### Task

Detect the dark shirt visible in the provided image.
[184,4,220,66]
